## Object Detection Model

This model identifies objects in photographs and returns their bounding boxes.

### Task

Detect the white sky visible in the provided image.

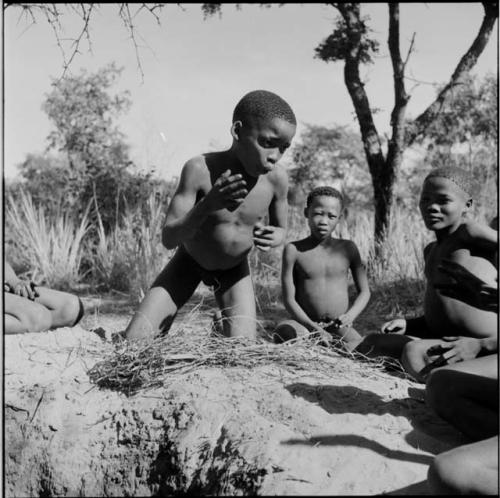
[3,3,498,180]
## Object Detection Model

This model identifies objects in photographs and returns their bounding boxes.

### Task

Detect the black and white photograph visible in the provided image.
[3,3,498,495]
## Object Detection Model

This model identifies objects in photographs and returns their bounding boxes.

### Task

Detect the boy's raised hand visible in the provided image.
[205,169,248,212]
[381,318,406,334]
[253,222,284,251]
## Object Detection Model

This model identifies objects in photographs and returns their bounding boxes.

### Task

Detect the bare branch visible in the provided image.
[402,32,416,70]
[407,3,498,145]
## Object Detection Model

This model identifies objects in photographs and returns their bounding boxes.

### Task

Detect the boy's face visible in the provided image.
[419,176,472,232]
[233,116,296,177]
[305,195,342,241]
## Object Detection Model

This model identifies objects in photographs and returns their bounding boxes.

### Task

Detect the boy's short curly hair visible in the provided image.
[306,186,344,208]
[233,90,296,126]
[424,166,476,198]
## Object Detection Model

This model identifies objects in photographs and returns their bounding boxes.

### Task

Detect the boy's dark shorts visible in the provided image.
[405,316,440,339]
[152,245,249,307]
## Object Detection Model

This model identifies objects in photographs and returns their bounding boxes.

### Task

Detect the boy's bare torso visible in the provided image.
[292,238,354,321]
[424,230,497,337]
[183,152,282,270]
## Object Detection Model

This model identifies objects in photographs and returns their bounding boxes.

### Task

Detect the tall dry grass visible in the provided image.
[6,190,90,289]
[91,193,172,299]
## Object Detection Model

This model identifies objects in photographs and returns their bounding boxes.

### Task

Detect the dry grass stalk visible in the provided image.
[87,325,408,396]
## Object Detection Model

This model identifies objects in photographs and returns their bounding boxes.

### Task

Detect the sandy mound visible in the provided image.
[4,319,464,496]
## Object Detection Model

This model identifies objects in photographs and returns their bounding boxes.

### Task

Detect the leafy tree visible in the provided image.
[41,63,169,230]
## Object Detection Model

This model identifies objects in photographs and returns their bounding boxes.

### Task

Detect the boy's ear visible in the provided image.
[231,120,243,141]
[463,197,473,215]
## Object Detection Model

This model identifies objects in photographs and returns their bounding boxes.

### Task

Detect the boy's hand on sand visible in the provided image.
[253,222,283,251]
[205,169,248,212]
[427,336,483,364]
[436,259,498,312]
[381,318,406,334]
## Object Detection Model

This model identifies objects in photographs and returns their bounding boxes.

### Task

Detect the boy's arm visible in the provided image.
[458,220,498,251]
[338,243,370,326]
[162,159,247,249]
[281,244,319,331]
[253,168,288,251]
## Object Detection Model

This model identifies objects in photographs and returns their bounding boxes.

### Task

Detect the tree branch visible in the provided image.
[406,3,498,145]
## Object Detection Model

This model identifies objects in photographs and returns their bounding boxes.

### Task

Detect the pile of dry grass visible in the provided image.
[87,326,407,396]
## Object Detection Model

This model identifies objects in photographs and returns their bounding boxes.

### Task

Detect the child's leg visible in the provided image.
[325,325,364,352]
[4,293,52,334]
[427,436,498,495]
[213,259,257,339]
[400,338,445,382]
[124,248,201,340]
[34,287,83,328]
[426,355,498,441]
[272,320,309,343]
[353,332,414,359]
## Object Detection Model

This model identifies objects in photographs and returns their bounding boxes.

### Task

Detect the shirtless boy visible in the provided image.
[4,261,84,334]
[124,90,296,340]
[273,186,370,351]
[379,166,498,381]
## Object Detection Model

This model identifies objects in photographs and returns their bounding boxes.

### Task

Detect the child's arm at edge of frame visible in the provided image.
[281,244,319,331]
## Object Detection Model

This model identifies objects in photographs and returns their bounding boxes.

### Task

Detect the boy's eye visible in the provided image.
[328,214,337,219]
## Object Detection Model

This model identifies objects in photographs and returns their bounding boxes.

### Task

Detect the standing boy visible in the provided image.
[273,186,370,351]
[378,166,498,380]
[124,90,296,340]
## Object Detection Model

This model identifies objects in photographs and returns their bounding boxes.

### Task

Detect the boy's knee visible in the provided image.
[428,451,474,495]
[59,294,84,327]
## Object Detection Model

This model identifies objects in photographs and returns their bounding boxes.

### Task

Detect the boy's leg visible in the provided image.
[426,355,498,441]
[4,293,52,334]
[353,332,414,359]
[427,436,499,495]
[400,338,445,382]
[213,259,257,339]
[125,247,201,340]
[33,287,83,328]
[272,320,309,343]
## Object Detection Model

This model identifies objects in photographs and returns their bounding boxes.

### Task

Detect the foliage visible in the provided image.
[288,124,372,209]
[411,73,498,219]
[314,14,379,64]
[6,190,90,289]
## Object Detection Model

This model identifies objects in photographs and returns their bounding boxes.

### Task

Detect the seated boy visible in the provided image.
[4,261,84,334]
[124,90,297,340]
[377,166,498,381]
[273,186,370,351]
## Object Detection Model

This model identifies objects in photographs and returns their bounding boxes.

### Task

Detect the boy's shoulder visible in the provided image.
[329,237,359,253]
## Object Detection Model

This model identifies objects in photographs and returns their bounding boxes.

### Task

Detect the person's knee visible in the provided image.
[57,294,84,327]
[273,320,304,343]
[401,341,426,381]
[428,451,474,494]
